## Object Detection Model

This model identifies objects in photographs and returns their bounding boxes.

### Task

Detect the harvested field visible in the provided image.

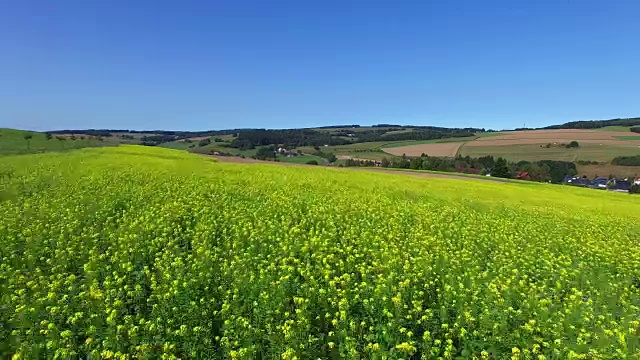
[576,164,640,178]
[381,129,639,158]
[467,129,630,146]
[456,129,640,163]
[459,143,640,162]
[382,141,464,157]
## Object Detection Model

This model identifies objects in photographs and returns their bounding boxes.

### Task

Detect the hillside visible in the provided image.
[544,117,640,130]
[376,129,640,179]
[1,146,639,358]
[38,118,640,177]
[0,128,109,155]
[7,115,640,178]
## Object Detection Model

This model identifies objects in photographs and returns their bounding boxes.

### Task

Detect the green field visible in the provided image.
[297,138,475,161]
[1,145,639,358]
[473,131,508,138]
[459,142,640,162]
[158,140,197,150]
[380,129,416,137]
[277,154,326,164]
[616,136,640,141]
[0,129,109,155]
[598,126,634,132]
[297,144,392,161]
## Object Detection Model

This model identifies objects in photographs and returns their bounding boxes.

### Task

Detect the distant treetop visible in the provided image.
[544,117,640,130]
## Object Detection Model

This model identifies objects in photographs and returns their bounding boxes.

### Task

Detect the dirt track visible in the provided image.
[209,155,499,183]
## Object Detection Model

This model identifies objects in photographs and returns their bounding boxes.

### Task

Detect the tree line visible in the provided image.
[229,129,351,149]
[228,128,483,150]
[343,154,577,183]
[544,117,640,130]
[354,129,476,142]
[611,155,640,166]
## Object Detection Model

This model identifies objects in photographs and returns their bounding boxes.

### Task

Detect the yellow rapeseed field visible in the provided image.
[1,146,639,359]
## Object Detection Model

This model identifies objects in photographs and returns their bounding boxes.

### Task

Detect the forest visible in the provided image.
[544,117,640,129]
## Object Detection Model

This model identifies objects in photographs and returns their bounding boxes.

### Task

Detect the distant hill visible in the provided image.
[0,128,109,155]
[544,117,640,130]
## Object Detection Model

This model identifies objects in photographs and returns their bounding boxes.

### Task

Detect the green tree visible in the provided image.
[492,157,511,178]
[381,157,390,168]
[24,134,33,150]
[45,133,52,140]
[255,146,276,160]
[409,157,422,170]
[523,162,551,182]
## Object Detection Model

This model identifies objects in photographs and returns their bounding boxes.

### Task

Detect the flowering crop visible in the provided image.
[1,146,639,359]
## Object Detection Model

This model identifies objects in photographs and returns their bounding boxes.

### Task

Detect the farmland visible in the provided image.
[458,143,640,163]
[0,129,111,155]
[1,145,639,358]
[381,129,640,164]
[576,163,640,179]
[598,126,634,132]
[383,142,464,157]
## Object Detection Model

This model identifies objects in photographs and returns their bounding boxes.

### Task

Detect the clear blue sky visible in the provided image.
[1,0,639,131]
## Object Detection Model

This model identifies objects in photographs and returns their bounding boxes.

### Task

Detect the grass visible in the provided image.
[473,131,507,137]
[190,145,258,157]
[0,128,110,155]
[1,145,639,358]
[217,134,235,141]
[597,125,634,132]
[158,141,197,150]
[459,142,640,162]
[297,144,394,161]
[381,137,474,148]
[277,154,326,164]
[339,150,396,161]
[296,138,475,161]
[380,129,416,136]
[615,136,640,140]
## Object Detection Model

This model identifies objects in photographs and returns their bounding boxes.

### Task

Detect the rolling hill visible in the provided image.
[1,145,638,358]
